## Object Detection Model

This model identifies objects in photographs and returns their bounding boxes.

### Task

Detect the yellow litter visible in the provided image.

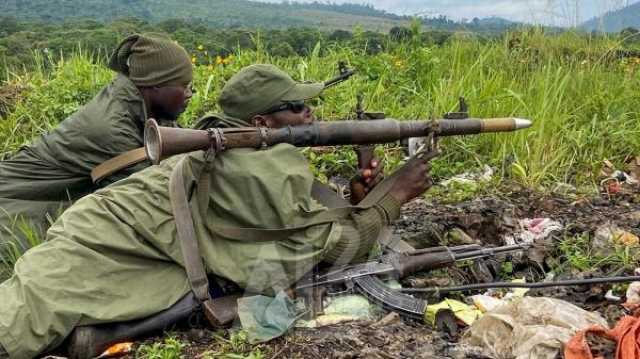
[424,298,482,326]
[509,277,530,298]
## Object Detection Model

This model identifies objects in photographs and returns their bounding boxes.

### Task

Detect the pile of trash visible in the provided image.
[600,157,640,196]
[228,205,640,358]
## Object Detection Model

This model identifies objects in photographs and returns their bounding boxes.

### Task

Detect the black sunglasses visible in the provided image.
[260,100,306,115]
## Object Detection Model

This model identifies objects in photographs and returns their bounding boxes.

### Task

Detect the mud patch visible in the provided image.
[130,320,489,359]
[0,81,27,119]
[270,320,448,359]
[396,182,640,250]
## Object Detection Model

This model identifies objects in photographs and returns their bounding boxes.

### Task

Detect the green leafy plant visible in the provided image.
[136,335,187,359]
[198,331,266,359]
[555,232,640,274]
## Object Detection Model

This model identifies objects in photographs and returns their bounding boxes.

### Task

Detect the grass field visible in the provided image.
[0,28,639,278]
[2,28,638,187]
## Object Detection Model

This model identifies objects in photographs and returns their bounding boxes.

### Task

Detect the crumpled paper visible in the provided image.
[504,218,563,246]
[300,294,374,328]
[503,218,563,263]
[462,296,608,359]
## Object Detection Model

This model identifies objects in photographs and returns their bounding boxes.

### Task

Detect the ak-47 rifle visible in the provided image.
[294,244,531,320]
[323,61,356,89]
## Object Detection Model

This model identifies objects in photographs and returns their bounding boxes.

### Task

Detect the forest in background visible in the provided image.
[0,16,516,79]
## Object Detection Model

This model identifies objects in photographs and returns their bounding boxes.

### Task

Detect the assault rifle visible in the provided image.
[295,244,531,320]
[323,61,356,89]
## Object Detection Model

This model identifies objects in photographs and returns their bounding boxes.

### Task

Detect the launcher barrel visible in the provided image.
[145,117,532,164]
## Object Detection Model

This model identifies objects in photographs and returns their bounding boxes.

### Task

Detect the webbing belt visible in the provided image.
[169,157,238,326]
[91,147,148,184]
[167,153,402,327]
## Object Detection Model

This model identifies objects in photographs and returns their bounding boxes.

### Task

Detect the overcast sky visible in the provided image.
[259,0,639,26]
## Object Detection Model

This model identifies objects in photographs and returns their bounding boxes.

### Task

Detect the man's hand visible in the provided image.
[388,151,438,204]
[350,158,384,204]
[350,146,384,205]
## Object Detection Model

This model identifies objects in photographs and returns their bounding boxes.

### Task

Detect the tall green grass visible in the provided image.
[3,30,638,188]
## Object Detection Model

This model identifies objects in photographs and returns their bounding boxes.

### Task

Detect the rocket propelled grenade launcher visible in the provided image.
[145,117,532,164]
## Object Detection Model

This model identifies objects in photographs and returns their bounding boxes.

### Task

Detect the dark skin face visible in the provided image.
[250,102,388,204]
[140,82,193,122]
[250,103,314,128]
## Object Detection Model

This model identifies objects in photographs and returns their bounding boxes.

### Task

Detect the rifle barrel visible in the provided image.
[453,244,530,261]
[401,275,640,295]
[323,69,356,88]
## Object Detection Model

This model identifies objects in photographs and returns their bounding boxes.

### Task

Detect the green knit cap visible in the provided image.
[108,33,193,87]
[218,64,324,123]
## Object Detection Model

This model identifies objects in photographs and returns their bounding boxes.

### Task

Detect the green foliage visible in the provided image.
[0,1,406,31]
[0,52,111,154]
[2,29,639,188]
[200,331,266,359]
[304,147,356,183]
[426,178,497,204]
[0,12,530,79]
[0,18,403,78]
[555,232,640,274]
[0,217,47,281]
[0,1,522,35]
[137,335,187,359]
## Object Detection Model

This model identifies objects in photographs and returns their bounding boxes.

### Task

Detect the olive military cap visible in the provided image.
[218,64,324,122]
[108,33,193,87]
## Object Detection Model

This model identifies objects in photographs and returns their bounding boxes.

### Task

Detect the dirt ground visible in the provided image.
[125,182,640,358]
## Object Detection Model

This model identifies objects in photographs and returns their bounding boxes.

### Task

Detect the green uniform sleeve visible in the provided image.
[323,192,402,265]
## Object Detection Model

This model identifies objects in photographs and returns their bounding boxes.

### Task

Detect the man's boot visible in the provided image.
[66,292,200,359]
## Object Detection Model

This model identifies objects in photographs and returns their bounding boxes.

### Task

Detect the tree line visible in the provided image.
[0,16,458,75]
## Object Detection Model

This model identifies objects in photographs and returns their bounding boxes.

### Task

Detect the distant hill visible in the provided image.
[582,2,640,32]
[0,0,522,33]
[0,0,408,31]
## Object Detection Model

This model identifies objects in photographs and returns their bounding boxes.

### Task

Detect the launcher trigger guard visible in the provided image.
[413,133,440,162]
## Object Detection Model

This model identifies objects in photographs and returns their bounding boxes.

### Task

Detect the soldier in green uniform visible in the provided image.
[0,33,193,246]
[0,64,433,359]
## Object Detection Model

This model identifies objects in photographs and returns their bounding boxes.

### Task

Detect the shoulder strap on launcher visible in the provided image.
[90,147,148,184]
[169,156,239,327]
